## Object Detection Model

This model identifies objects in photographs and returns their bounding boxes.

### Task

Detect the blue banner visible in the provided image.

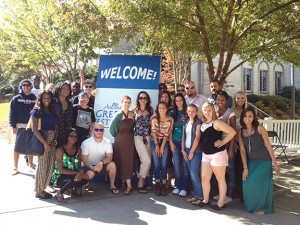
[97,55,160,89]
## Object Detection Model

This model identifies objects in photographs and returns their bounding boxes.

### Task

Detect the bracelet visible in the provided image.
[155,143,159,146]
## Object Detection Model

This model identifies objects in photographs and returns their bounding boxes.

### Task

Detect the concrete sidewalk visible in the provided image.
[1,138,299,225]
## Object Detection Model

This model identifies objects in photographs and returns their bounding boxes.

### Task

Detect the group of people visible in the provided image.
[9,76,280,214]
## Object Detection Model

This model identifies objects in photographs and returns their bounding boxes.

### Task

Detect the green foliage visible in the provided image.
[107,0,300,85]
[279,86,300,104]
[0,0,124,89]
[247,93,299,118]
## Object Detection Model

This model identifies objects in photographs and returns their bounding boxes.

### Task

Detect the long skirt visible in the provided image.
[243,160,274,214]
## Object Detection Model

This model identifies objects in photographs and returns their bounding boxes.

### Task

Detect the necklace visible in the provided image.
[204,120,213,124]
[245,128,253,152]
[140,108,146,113]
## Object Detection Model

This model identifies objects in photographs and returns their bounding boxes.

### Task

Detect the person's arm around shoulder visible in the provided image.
[257,125,280,174]
[181,124,188,161]
[237,129,248,180]
[213,119,236,148]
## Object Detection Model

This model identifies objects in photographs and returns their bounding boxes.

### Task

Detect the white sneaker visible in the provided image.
[172,188,180,195]
[224,196,232,204]
[213,195,219,200]
[179,190,187,197]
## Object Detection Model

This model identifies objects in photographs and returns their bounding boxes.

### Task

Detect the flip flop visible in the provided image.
[110,188,120,195]
[11,168,18,176]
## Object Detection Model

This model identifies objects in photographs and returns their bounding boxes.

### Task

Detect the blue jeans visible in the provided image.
[173,140,189,191]
[227,142,236,197]
[151,138,169,182]
[185,147,203,198]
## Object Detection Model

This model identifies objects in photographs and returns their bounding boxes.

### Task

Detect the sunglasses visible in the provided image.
[185,86,194,90]
[94,128,104,132]
[139,96,148,100]
[85,85,93,88]
[69,134,78,139]
[177,89,185,92]
[22,84,31,87]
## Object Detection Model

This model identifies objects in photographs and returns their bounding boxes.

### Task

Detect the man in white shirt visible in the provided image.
[31,75,41,97]
[184,80,208,117]
[81,122,119,195]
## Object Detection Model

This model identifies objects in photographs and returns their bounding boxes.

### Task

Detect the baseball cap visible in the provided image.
[33,76,41,82]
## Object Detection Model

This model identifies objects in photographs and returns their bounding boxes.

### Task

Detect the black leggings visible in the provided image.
[57,174,88,194]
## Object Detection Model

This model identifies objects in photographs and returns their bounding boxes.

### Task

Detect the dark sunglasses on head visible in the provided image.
[69,134,78,139]
[139,96,148,100]
[94,128,104,132]
[85,85,93,88]
[22,84,31,87]
[185,86,194,90]
[177,89,185,92]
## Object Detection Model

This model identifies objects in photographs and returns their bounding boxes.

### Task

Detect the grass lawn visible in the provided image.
[0,103,9,123]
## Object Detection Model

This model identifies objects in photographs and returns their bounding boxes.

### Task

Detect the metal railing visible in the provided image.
[248,102,275,119]
[260,118,300,151]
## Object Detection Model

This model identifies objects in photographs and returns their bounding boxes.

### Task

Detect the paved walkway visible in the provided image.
[1,138,299,225]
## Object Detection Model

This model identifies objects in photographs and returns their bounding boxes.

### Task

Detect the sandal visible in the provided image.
[211,204,225,211]
[187,197,199,202]
[110,187,120,195]
[121,182,127,190]
[138,186,148,194]
[123,186,133,195]
[55,192,67,203]
[254,210,265,215]
[35,191,52,199]
[11,168,18,176]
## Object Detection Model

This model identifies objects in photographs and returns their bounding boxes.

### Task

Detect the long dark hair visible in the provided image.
[53,81,72,100]
[159,90,172,109]
[172,93,187,121]
[240,107,259,129]
[61,128,78,146]
[155,102,168,133]
[133,91,154,115]
[34,90,57,116]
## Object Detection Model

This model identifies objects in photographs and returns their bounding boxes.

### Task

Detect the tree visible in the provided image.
[106,0,300,86]
[0,0,123,84]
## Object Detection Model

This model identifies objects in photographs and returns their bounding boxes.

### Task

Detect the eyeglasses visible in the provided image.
[22,84,31,87]
[177,89,185,92]
[185,86,194,90]
[85,85,93,88]
[94,128,104,132]
[139,96,148,100]
[69,134,78,139]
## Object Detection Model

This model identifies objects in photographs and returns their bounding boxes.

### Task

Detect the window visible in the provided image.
[243,68,252,92]
[259,70,268,92]
[275,71,283,93]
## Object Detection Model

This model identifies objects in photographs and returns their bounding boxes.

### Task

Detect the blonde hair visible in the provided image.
[232,91,247,110]
[201,102,217,122]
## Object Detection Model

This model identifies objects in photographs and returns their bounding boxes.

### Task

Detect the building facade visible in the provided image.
[191,55,300,97]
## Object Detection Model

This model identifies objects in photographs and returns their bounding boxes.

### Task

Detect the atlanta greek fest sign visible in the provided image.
[94,55,160,141]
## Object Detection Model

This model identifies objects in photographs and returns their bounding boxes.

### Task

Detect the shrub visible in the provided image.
[247,94,260,103]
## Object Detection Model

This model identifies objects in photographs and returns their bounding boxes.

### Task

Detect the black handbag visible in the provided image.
[15,119,44,156]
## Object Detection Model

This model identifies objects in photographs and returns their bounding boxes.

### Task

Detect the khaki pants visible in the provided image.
[134,136,151,178]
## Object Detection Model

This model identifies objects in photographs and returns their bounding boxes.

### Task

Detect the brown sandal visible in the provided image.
[121,181,127,190]
[123,186,133,195]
